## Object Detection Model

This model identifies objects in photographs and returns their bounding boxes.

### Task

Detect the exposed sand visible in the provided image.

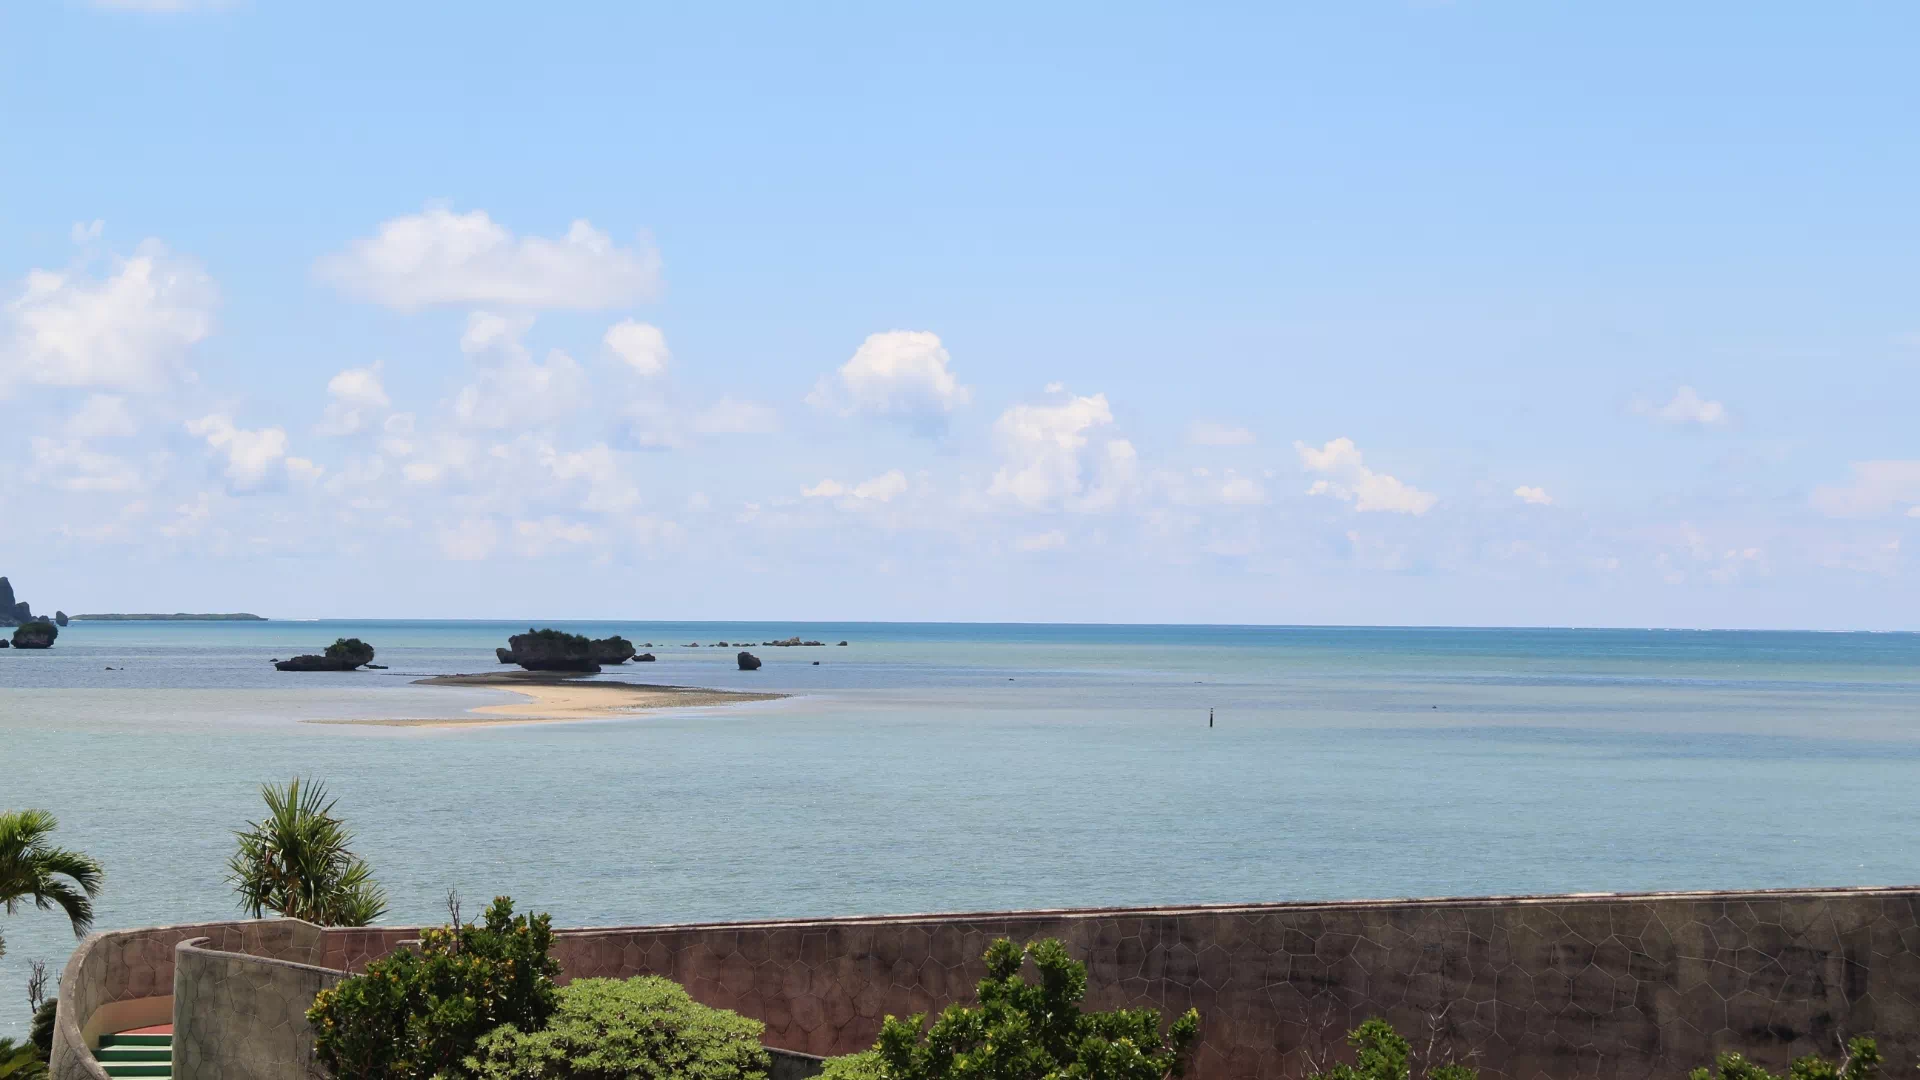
[308,670,785,728]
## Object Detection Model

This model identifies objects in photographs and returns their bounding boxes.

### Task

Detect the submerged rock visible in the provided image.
[11,620,57,649]
[634,652,656,662]
[502,628,599,672]
[275,637,375,671]
[737,650,761,671]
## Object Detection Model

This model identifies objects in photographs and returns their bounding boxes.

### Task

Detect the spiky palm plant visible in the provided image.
[226,778,387,927]
[0,1037,49,1079]
[0,809,104,961]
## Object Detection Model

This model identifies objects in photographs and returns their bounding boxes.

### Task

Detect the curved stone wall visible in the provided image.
[172,938,343,1080]
[52,888,1920,1080]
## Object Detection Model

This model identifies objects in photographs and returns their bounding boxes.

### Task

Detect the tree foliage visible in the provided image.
[1306,1019,1477,1080]
[0,809,104,960]
[227,778,387,926]
[869,937,1199,1080]
[1688,1038,1881,1080]
[308,896,559,1080]
[0,1038,48,1079]
[468,976,771,1080]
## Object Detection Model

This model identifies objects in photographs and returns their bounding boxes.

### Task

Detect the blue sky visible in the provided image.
[3,1,1918,627]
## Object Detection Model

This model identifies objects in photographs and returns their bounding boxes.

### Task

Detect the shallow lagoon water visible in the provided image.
[4,621,1919,1033]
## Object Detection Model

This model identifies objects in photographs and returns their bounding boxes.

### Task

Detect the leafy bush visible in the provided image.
[872,937,1198,1080]
[308,897,558,1080]
[28,999,55,1057]
[523,628,591,648]
[817,1052,884,1080]
[0,1037,47,1079]
[324,638,376,666]
[1307,1018,1477,1080]
[467,976,771,1080]
[1688,1038,1880,1080]
[227,777,387,926]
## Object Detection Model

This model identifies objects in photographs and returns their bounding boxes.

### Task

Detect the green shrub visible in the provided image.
[1306,1018,1477,1080]
[872,937,1198,1080]
[467,976,771,1080]
[308,897,558,1080]
[817,1051,885,1080]
[1688,1038,1880,1080]
[0,1037,47,1079]
[28,999,55,1057]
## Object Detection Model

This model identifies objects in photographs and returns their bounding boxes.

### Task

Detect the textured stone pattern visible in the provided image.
[173,939,341,1080]
[549,890,1920,1080]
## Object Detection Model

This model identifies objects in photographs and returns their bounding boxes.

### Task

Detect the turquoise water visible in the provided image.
[4,621,1920,1034]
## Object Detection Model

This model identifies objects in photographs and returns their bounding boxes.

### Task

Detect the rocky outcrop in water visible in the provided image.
[589,635,637,665]
[500,628,600,672]
[737,651,761,671]
[54,611,68,627]
[12,620,59,649]
[274,638,375,671]
[635,652,656,662]
[0,577,39,626]
[761,636,827,647]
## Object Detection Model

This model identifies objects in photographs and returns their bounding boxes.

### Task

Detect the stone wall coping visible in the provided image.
[175,936,350,979]
[542,883,1920,936]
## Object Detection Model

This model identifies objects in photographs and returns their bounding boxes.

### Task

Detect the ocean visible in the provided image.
[4,620,1919,1034]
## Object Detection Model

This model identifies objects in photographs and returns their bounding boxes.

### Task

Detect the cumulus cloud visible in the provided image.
[807,331,971,429]
[604,319,669,376]
[28,437,141,493]
[1189,422,1256,447]
[1634,386,1729,428]
[803,469,910,504]
[2,237,216,396]
[1296,437,1437,515]
[187,414,291,491]
[988,392,1139,511]
[452,312,588,429]
[318,363,391,435]
[315,206,661,311]
[1514,485,1553,506]
[67,394,139,438]
[1016,529,1068,551]
[1811,461,1920,518]
[691,398,780,435]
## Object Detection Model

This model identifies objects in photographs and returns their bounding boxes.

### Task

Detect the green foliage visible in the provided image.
[227,777,387,926]
[467,976,771,1080]
[818,1052,886,1080]
[872,937,1199,1080]
[1306,1018,1477,1080]
[0,1037,47,1079]
[28,999,55,1057]
[523,628,591,648]
[324,638,376,664]
[308,896,559,1080]
[0,809,104,960]
[1687,1038,1881,1080]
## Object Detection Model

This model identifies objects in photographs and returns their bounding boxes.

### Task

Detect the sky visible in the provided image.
[2,1,1918,627]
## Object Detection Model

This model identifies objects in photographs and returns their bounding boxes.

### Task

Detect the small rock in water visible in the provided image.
[837,640,848,646]
[736,651,762,671]
[812,660,820,665]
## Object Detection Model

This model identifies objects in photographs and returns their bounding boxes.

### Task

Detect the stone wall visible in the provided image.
[53,888,1920,1080]
[172,939,342,1080]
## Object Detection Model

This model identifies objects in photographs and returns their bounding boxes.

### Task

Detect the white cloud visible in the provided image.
[1016,529,1068,551]
[604,320,669,376]
[1296,437,1437,515]
[1811,461,1920,518]
[28,437,141,492]
[67,394,139,438]
[2,238,216,396]
[1635,385,1729,428]
[318,363,390,435]
[807,330,971,428]
[315,206,661,311]
[535,442,639,514]
[1189,422,1256,447]
[691,398,780,435]
[803,469,909,504]
[438,518,499,561]
[511,516,601,556]
[186,414,290,491]
[452,312,588,429]
[1514,485,1553,506]
[988,392,1136,510]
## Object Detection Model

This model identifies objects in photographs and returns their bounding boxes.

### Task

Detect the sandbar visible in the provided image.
[309,671,785,728]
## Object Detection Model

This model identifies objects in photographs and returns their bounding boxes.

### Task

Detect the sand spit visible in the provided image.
[307,670,786,728]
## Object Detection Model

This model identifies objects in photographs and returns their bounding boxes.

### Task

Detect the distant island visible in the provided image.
[69,613,267,621]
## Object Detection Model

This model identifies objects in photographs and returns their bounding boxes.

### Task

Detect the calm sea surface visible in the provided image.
[4,620,1919,1033]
